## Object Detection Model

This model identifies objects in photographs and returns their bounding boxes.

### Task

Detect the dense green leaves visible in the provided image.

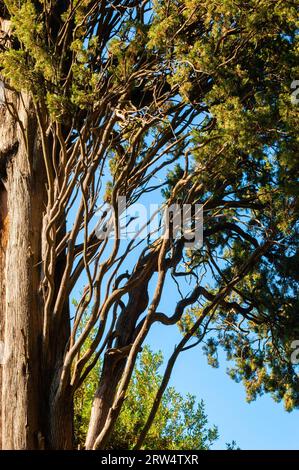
[74,346,219,449]
[155,1,299,410]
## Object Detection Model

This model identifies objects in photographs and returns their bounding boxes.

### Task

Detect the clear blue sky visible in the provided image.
[147,310,299,450]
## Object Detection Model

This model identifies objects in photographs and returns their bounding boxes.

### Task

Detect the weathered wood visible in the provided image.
[0,88,73,450]
[0,183,8,449]
[0,83,44,448]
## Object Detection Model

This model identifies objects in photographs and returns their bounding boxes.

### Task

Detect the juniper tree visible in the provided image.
[0,0,298,450]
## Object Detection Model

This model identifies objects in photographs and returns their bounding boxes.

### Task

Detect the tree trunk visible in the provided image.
[85,355,125,450]
[85,279,151,449]
[0,82,73,448]
[0,87,45,448]
[0,183,8,449]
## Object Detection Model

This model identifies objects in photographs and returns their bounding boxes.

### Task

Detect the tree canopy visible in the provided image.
[0,0,298,449]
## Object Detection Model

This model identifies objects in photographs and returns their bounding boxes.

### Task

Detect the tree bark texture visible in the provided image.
[0,83,45,448]
[0,88,74,448]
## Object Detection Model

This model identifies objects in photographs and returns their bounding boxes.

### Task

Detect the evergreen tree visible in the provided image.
[0,0,298,449]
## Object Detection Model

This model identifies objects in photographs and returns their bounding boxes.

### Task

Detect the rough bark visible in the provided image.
[0,183,8,449]
[0,86,45,448]
[46,255,73,450]
[85,355,126,450]
[0,85,72,449]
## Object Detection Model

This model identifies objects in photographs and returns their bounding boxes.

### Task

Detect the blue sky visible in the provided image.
[70,176,299,450]
[142,248,299,450]
[147,316,299,450]
[67,104,299,451]
[116,150,299,450]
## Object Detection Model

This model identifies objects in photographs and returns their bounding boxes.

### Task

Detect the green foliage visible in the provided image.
[1,0,299,423]
[153,0,299,411]
[1,1,54,93]
[74,346,219,450]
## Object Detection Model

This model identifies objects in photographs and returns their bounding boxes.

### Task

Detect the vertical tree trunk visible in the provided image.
[86,279,151,449]
[46,256,73,450]
[0,88,45,449]
[0,183,8,449]
[0,86,74,449]
[85,356,125,449]
[0,93,75,450]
